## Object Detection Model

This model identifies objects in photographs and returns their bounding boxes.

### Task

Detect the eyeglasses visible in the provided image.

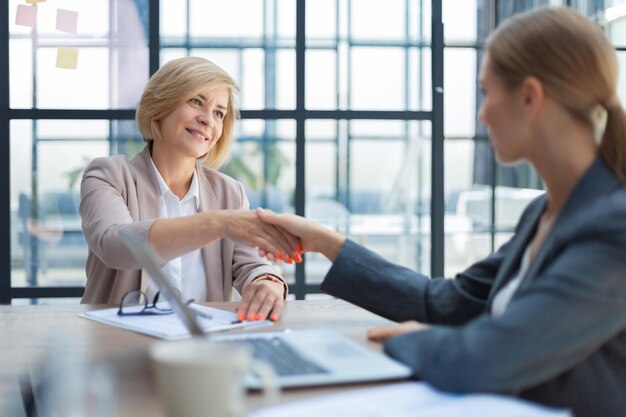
[118,289,186,316]
[117,289,212,320]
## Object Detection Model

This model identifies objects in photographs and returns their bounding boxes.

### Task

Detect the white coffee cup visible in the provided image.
[150,339,279,417]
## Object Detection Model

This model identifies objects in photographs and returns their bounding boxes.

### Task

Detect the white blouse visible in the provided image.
[491,246,532,318]
[145,159,207,302]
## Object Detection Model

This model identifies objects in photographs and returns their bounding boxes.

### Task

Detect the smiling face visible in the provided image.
[157,87,229,161]
[478,56,529,165]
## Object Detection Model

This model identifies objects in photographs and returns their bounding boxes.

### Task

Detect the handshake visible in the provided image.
[224,207,346,264]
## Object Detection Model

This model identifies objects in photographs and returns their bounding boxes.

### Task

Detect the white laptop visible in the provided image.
[119,230,413,389]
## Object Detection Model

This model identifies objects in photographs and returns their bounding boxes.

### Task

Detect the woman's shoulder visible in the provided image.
[595,186,626,225]
[83,154,134,183]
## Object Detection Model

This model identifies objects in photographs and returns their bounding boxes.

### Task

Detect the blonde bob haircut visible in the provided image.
[136,56,240,169]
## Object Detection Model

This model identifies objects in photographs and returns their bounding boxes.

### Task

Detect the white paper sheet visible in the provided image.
[248,382,572,417]
[80,304,271,340]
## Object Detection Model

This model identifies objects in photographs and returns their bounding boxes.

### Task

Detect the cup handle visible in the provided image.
[250,360,280,403]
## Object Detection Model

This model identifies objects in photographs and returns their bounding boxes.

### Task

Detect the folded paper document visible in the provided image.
[80,304,271,340]
[248,382,572,417]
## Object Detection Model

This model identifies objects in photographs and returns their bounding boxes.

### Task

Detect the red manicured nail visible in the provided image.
[286,257,294,264]
[238,313,245,322]
[255,313,263,321]
[277,252,285,260]
[294,254,302,263]
[248,314,255,321]
[270,314,278,322]
[296,245,304,254]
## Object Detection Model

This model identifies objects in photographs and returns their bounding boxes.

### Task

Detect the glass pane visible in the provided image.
[442,0,478,44]
[276,49,296,109]
[409,0,429,43]
[189,0,263,38]
[9,0,148,109]
[276,0,296,40]
[411,47,432,111]
[161,0,187,39]
[11,120,109,288]
[9,39,33,108]
[347,120,430,274]
[445,48,477,137]
[160,48,188,65]
[307,17,430,110]
[306,0,337,41]
[35,47,110,109]
[350,47,407,110]
[306,50,337,109]
[350,0,407,41]
[306,119,337,141]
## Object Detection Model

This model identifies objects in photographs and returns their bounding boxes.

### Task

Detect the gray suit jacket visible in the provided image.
[80,146,283,304]
[321,158,626,417]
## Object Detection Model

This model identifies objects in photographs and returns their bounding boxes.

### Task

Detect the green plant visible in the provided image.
[222,142,288,191]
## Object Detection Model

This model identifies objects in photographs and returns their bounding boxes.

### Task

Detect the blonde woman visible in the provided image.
[257,7,626,416]
[80,57,299,321]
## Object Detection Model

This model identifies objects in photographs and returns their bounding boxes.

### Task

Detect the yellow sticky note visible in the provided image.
[56,47,78,70]
[25,0,46,3]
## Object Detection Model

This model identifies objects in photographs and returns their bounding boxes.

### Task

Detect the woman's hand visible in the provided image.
[235,275,286,322]
[216,210,302,260]
[256,208,346,261]
[367,321,428,342]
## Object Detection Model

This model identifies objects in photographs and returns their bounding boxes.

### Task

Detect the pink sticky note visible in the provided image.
[15,5,37,28]
[56,47,79,70]
[56,9,78,33]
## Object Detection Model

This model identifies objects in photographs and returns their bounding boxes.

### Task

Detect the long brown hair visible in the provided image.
[486,6,626,182]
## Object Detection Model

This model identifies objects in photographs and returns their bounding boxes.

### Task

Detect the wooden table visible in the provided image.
[0,300,406,417]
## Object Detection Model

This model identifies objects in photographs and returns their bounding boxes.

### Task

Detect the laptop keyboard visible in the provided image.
[232,336,330,376]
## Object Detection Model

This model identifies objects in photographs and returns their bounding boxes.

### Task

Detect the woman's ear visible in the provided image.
[521,76,545,118]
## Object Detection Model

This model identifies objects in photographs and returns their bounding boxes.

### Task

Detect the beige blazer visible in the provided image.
[79,146,284,304]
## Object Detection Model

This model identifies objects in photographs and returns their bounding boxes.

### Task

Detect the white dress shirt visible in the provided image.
[491,245,531,317]
[145,158,207,302]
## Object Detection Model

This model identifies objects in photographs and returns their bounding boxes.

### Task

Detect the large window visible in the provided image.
[2,0,623,304]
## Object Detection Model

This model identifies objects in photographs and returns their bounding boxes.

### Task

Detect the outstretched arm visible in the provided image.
[255,208,346,261]
[149,210,301,263]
